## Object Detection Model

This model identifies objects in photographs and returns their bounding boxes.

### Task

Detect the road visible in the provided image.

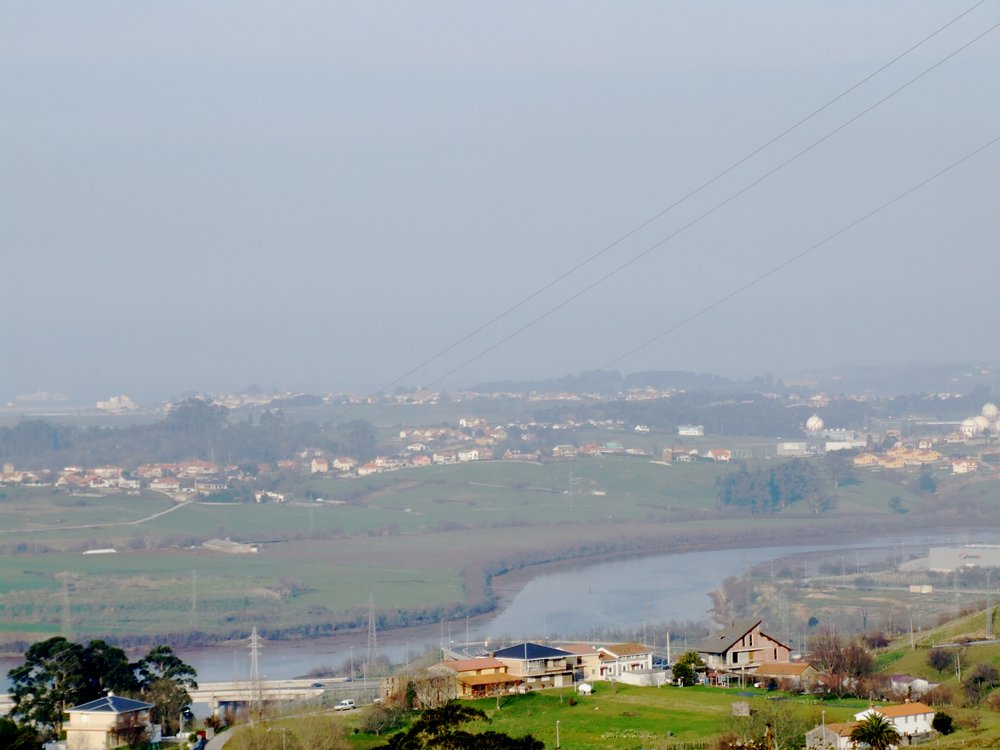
[0,496,192,534]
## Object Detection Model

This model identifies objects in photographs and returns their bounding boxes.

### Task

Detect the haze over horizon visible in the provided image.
[3,2,998,404]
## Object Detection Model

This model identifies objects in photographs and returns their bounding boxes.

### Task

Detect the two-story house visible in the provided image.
[854,703,935,741]
[436,657,522,699]
[695,618,790,674]
[65,694,155,750]
[598,643,653,679]
[492,643,576,688]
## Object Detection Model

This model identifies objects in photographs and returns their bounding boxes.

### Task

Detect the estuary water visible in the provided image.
[1,530,990,687]
[161,530,996,681]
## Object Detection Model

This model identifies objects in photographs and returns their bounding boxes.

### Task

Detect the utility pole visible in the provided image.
[987,570,993,638]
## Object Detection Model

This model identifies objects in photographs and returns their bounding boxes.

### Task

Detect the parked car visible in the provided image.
[334,699,356,711]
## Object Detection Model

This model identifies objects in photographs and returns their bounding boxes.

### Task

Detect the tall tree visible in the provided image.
[79,640,138,697]
[7,637,86,732]
[136,645,198,735]
[849,713,900,750]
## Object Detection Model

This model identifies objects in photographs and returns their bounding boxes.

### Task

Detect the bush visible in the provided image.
[360,704,405,736]
[932,711,955,735]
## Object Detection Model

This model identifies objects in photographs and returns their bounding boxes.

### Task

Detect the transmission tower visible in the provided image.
[248,627,263,718]
[367,595,379,690]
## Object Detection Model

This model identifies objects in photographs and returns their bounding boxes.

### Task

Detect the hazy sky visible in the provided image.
[3,1,998,403]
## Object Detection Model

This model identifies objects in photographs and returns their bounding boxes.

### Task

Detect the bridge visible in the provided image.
[192,677,371,714]
[0,677,372,717]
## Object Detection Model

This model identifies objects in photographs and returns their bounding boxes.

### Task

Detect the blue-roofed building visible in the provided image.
[491,642,576,688]
[66,694,154,750]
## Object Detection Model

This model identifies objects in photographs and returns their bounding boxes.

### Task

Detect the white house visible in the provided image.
[597,643,653,679]
[677,424,704,437]
[854,703,935,741]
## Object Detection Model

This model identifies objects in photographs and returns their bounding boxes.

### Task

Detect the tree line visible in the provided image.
[714,459,834,514]
[0,399,381,469]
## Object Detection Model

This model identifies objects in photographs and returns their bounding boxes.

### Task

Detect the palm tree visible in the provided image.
[850,713,901,750]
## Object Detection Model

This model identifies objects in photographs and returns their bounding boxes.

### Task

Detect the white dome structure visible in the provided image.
[961,418,979,438]
[805,414,824,433]
[974,415,991,433]
[983,402,999,420]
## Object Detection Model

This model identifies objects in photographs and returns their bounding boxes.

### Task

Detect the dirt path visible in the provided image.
[0,497,192,534]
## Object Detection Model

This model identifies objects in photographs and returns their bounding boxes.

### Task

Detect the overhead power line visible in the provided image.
[588,134,1000,379]
[359,1,987,399]
[408,16,1000,394]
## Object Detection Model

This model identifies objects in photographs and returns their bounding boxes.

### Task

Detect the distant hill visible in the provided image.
[792,361,1000,397]
[469,369,736,395]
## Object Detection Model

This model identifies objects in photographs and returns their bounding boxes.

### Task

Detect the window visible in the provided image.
[732,652,739,664]
[773,649,777,660]
[748,634,753,647]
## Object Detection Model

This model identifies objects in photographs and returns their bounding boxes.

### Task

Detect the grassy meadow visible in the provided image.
[0,455,991,645]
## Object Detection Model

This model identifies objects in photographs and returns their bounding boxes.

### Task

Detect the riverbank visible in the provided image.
[0,514,988,665]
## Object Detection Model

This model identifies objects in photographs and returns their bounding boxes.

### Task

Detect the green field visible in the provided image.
[0,456,994,645]
[227,685,870,750]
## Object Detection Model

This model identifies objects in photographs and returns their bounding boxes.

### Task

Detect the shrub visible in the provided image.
[933,711,955,734]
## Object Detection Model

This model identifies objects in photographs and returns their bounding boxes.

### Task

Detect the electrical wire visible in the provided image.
[360,1,988,398]
[588,133,1000,381]
[408,17,1000,395]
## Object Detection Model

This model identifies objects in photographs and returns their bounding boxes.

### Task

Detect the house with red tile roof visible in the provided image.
[854,702,935,739]
[754,661,819,691]
[435,658,521,699]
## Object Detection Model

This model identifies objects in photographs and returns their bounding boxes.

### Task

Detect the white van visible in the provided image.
[334,699,356,711]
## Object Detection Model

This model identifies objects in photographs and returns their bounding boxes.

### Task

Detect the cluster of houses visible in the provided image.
[381,619,799,705]
[380,618,938,748]
[51,619,939,749]
[851,443,988,475]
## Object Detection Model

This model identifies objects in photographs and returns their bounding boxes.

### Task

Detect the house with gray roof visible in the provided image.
[695,618,790,675]
[491,643,576,688]
[65,694,154,750]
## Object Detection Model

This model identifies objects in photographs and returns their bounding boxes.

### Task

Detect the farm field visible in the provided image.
[0,456,991,645]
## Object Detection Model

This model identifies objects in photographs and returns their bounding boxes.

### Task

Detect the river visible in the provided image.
[1,530,992,688]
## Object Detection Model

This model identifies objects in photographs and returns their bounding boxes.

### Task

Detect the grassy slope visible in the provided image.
[330,685,868,750]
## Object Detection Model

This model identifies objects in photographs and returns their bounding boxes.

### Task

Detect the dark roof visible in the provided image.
[493,642,573,660]
[69,695,154,713]
[695,618,762,654]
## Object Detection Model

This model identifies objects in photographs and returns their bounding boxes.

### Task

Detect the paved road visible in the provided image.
[206,728,233,750]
